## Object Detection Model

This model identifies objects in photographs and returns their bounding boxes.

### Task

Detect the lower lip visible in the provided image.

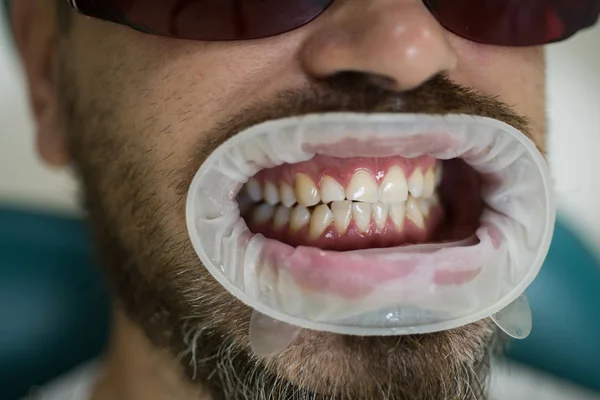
[258,221,502,301]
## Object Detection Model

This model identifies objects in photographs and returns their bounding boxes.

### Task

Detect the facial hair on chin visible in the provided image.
[59,67,526,399]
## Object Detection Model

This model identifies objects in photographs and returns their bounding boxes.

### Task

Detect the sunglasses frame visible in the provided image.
[68,0,600,46]
[69,0,119,24]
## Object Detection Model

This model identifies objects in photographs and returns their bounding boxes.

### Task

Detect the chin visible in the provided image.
[265,323,497,399]
[167,287,498,400]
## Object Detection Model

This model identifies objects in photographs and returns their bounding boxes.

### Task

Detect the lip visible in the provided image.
[260,226,497,300]
[186,113,555,336]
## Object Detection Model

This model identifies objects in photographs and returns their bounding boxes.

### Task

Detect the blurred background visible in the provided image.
[1,4,600,400]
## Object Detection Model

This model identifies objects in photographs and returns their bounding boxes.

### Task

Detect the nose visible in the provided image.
[300,0,458,91]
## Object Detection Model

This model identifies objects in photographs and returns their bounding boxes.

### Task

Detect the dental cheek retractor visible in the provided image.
[186,113,556,356]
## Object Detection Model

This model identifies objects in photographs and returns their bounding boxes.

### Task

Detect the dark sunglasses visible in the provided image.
[69,0,600,46]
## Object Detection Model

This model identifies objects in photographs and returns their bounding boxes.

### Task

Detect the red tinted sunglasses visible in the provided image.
[69,0,600,46]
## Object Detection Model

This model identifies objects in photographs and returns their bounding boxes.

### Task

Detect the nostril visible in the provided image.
[365,73,399,91]
[333,71,399,91]
[321,71,401,93]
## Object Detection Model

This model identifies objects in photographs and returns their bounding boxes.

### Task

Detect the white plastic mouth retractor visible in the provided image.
[491,294,532,339]
[250,310,302,357]
[250,295,533,357]
[186,113,556,343]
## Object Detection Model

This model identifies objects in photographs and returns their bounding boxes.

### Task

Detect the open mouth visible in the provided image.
[238,156,483,252]
[186,113,554,336]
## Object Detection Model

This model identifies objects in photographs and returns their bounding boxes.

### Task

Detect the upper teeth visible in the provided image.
[279,183,296,207]
[379,166,408,203]
[294,173,320,207]
[244,164,441,207]
[407,168,424,198]
[346,171,379,202]
[320,176,346,203]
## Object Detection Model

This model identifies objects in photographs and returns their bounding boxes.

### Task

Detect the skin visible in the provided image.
[13,0,546,399]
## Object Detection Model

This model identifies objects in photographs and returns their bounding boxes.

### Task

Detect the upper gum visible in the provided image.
[253,154,438,191]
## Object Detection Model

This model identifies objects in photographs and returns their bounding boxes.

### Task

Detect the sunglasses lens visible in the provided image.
[425,0,599,46]
[110,0,333,41]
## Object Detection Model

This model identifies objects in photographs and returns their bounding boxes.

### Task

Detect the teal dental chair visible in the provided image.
[0,207,110,400]
[1,204,600,400]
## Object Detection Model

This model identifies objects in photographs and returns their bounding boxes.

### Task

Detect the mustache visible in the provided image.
[181,73,532,194]
[212,72,531,148]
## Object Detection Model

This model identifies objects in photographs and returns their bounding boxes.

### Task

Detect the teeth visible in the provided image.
[280,182,297,207]
[253,203,274,225]
[320,176,346,203]
[295,174,320,207]
[407,197,425,229]
[408,168,424,198]
[309,204,334,240]
[435,163,443,187]
[418,198,431,217]
[389,203,406,231]
[246,163,440,237]
[246,178,262,202]
[273,206,291,230]
[331,200,352,234]
[352,202,372,233]
[346,171,379,202]
[290,205,311,232]
[264,181,280,206]
[372,202,389,230]
[379,166,408,203]
[422,167,436,198]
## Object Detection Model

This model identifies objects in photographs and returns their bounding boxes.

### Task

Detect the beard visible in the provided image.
[58,66,532,399]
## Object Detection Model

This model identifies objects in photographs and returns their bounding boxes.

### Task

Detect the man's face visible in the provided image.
[17,0,546,398]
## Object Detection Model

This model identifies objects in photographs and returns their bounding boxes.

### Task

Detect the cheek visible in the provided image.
[448,38,546,146]
[70,19,300,162]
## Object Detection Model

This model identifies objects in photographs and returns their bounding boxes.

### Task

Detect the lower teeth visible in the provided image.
[244,194,440,240]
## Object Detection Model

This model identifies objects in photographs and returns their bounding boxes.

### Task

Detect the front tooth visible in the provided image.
[389,203,406,231]
[407,197,425,229]
[295,173,320,207]
[423,167,436,198]
[290,205,311,232]
[320,176,345,203]
[352,202,372,233]
[418,198,432,217]
[435,162,443,187]
[246,178,262,202]
[309,204,333,240]
[379,166,408,203]
[273,206,291,230]
[331,200,352,234]
[253,204,275,225]
[408,168,424,198]
[280,183,297,207]
[372,202,389,230]
[264,181,280,205]
[346,170,379,202]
